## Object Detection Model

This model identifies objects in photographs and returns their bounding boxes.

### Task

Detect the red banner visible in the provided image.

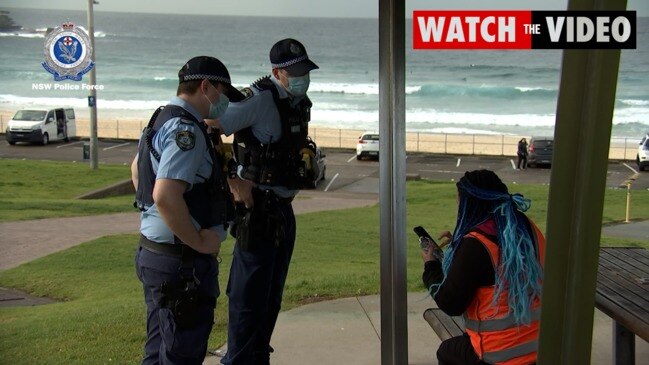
[414,11,532,50]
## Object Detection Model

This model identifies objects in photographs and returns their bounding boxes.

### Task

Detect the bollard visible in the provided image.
[625,183,631,223]
[83,142,90,160]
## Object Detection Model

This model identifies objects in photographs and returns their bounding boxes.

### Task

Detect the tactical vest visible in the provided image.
[135,104,233,230]
[463,219,546,365]
[233,76,315,190]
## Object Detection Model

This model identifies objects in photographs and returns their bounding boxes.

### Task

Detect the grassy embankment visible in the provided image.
[0,159,647,363]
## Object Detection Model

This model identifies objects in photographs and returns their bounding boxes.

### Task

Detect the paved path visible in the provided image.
[0,190,377,271]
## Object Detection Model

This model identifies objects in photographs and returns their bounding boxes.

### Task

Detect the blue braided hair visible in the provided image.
[430,170,543,325]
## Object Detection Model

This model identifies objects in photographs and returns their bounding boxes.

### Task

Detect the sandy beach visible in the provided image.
[0,109,640,160]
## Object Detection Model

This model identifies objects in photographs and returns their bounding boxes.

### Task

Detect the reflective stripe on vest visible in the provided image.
[463,307,541,332]
[483,340,539,364]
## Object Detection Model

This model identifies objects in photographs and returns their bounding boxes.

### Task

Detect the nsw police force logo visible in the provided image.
[42,22,94,81]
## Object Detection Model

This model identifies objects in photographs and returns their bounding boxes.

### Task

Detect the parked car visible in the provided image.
[637,133,649,171]
[5,108,76,145]
[356,132,379,160]
[527,136,554,168]
[310,147,326,188]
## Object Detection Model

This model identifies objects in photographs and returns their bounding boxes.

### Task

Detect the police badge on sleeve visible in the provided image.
[42,22,95,81]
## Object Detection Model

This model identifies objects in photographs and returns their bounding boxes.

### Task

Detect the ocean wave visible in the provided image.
[2,94,647,135]
[619,99,649,106]
[0,94,167,111]
[410,84,557,99]
[0,29,107,39]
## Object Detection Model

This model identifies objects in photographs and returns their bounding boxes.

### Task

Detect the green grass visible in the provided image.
[0,177,648,363]
[0,159,133,221]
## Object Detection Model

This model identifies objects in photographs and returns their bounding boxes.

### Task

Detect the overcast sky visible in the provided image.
[3,0,648,18]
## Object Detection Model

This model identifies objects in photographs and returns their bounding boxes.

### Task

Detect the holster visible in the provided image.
[160,280,216,329]
[233,189,288,251]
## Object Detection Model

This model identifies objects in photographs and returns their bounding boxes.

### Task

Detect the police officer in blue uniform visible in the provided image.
[215,38,319,365]
[132,56,244,365]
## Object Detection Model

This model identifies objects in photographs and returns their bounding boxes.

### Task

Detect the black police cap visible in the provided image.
[178,56,245,102]
[269,38,319,76]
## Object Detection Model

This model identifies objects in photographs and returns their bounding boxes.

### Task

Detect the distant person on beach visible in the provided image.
[421,170,545,365]
[517,138,528,170]
[131,56,243,365]
[210,38,319,364]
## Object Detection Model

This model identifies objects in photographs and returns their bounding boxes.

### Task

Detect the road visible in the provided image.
[0,138,647,192]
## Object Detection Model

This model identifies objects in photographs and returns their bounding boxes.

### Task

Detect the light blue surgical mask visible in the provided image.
[287,74,310,96]
[206,91,229,119]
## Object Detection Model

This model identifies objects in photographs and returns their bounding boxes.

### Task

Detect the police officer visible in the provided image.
[132,56,243,365]
[214,39,319,364]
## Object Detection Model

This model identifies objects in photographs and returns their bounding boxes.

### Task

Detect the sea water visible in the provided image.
[0,8,647,138]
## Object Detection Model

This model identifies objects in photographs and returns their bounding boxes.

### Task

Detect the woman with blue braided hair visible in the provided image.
[421,169,545,365]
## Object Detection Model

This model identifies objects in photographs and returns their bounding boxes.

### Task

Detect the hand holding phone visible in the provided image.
[413,226,444,261]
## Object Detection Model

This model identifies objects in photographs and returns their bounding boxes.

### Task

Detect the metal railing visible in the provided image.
[0,115,641,161]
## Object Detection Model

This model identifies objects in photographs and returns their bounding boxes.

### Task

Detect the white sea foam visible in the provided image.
[620,99,649,106]
[308,82,420,95]
[2,94,646,136]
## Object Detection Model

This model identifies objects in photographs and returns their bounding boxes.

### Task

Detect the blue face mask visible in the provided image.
[206,91,229,119]
[287,74,310,96]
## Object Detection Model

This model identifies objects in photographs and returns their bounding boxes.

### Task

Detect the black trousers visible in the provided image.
[517,154,528,169]
[437,333,489,365]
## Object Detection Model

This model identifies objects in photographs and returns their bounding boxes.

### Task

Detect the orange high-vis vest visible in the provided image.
[463,220,545,365]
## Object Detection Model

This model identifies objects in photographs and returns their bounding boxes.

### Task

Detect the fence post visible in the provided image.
[502,135,505,156]
[417,132,420,152]
[339,129,342,148]
[472,134,475,155]
[116,119,119,139]
[139,120,143,132]
[444,134,447,154]
[314,127,317,141]
[624,138,627,161]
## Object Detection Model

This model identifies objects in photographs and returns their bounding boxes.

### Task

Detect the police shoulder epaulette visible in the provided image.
[178,117,195,125]
[252,75,272,88]
[240,87,254,101]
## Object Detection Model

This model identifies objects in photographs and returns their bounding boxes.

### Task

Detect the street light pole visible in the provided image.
[86,0,98,169]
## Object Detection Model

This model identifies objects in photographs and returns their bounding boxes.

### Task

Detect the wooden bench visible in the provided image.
[423,308,465,341]
[596,247,649,365]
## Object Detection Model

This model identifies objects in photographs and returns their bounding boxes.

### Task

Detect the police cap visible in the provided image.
[270,38,319,76]
[178,56,245,102]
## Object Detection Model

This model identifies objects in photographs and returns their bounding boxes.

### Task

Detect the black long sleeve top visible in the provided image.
[422,234,496,316]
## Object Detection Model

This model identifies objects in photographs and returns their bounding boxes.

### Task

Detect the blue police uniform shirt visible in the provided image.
[140,96,227,243]
[220,76,303,198]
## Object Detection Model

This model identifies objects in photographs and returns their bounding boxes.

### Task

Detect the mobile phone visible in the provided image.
[413,226,444,261]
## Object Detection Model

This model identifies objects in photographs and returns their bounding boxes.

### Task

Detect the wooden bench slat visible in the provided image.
[600,250,649,278]
[596,293,649,342]
[597,267,649,309]
[614,248,649,271]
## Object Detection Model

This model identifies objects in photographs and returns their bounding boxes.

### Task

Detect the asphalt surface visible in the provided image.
[1,137,647,192]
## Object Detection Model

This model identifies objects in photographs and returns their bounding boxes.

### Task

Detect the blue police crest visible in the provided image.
[42,22,94,81]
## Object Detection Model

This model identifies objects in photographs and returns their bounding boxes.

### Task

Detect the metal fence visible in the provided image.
[0,114,642,160]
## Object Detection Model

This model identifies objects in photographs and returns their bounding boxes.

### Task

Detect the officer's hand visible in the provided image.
[438,230,452,248]
[228,177,255,209]
[420,243,436,263]
[197,228,221,254]
[204,118,223,134]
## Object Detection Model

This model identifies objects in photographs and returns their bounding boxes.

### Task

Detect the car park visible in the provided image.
[527,136,554,168]
[5,108,76,145]
[637,133,649,171]
[356,132,379,160]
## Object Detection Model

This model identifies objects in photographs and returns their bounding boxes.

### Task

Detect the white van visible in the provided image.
[5,108,76,145]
